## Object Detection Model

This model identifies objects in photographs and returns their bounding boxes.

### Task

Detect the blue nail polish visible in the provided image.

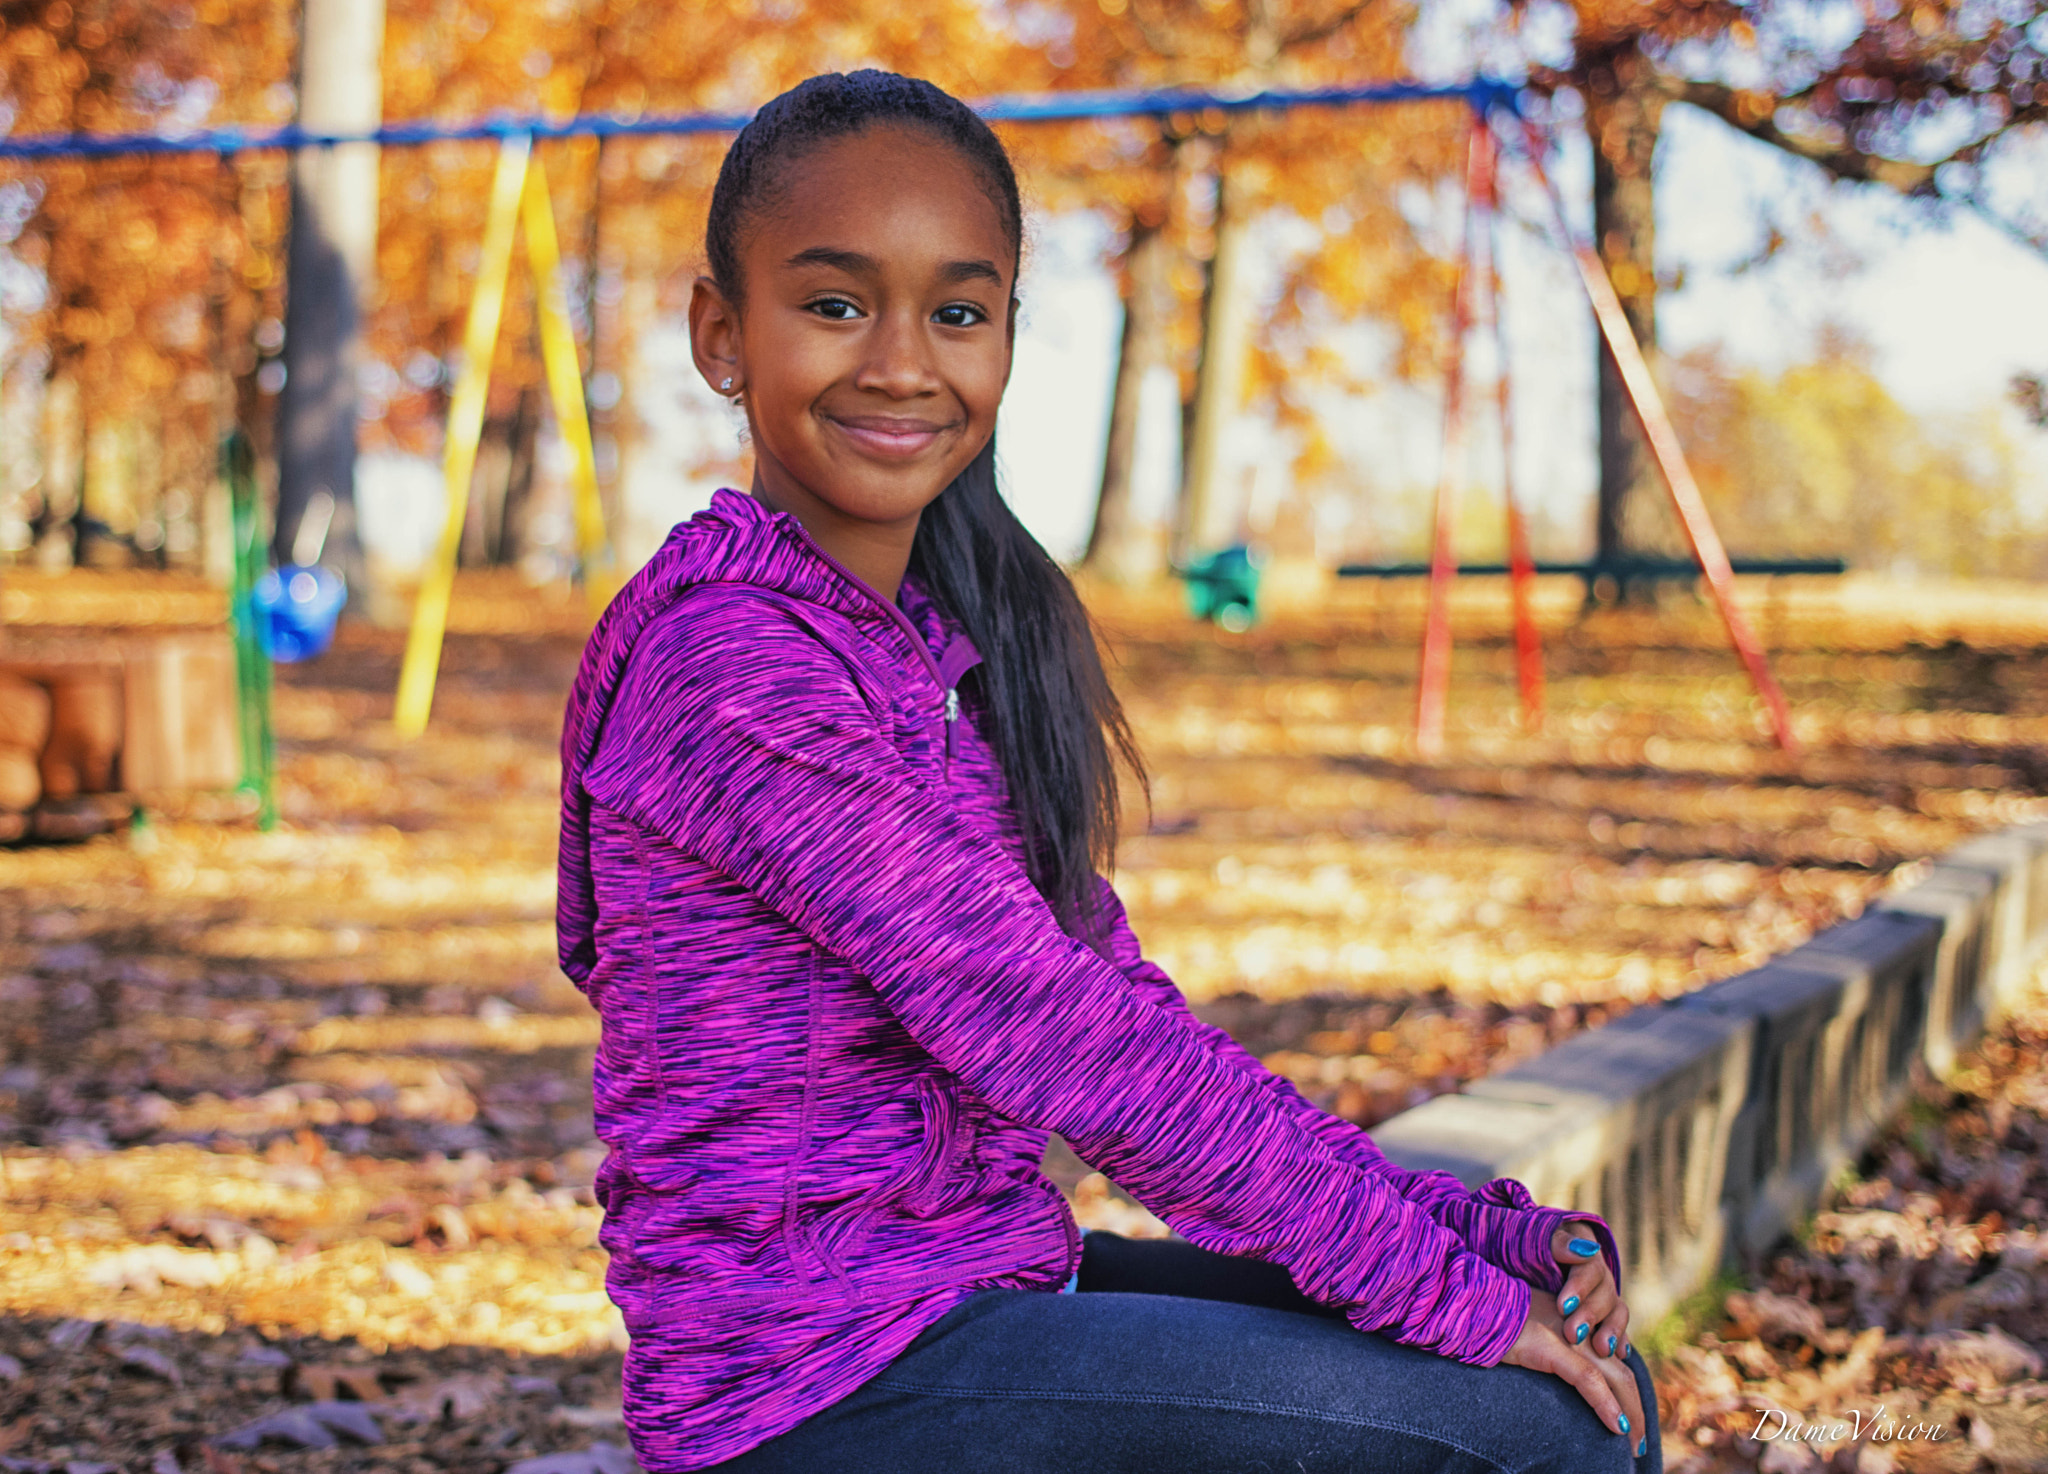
[1576,1322,1589,1343]
[1608,1334,1618,1354]
[1636,1438,1646,1457]
[1561,1294,1580,1315]
[1618,1414,1629,1434]
[1570,1238,1599,1257]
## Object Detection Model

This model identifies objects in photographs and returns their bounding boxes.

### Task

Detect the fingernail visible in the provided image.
[1618,1414,1630,1434]
[1570,1238,1599,1257]
[1608,1334,1618,1354]
[1624,1342,1632,1360]
[1576,1322,1589,1344]
[1561,1294,1580,1315]
[1636,1438,1646,1457]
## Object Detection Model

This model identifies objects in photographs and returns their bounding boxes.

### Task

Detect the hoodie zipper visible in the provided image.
[772,516,961,773]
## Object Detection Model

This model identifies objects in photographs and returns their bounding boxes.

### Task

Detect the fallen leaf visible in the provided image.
[84,1245,228,1296]
[1927,1327,2045,1388]
[1726,1289,1831,1347]
[505,1443,638,1474]
[1757,1438,1821,1472]
[391,1372,500,1423]
[383,1259,435,1298]
[213,1402,384,1451]
[292,1363,385,1402]
[46,1321,95,1352]
[115,1345,183,1384]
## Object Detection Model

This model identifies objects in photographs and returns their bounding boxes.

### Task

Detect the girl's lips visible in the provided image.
[826,415,953,460]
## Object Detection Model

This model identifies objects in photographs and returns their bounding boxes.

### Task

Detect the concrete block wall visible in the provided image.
[1373,822,2048,1328]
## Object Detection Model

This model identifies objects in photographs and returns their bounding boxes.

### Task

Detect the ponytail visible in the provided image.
[908,439,1145,945]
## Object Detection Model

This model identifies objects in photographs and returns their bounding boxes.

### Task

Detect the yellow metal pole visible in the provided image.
[393,132,530,739]
[519,152,613,610]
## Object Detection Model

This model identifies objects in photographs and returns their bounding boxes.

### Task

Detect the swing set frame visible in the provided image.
[0,78,1799,758]
[1415,109,1797,756]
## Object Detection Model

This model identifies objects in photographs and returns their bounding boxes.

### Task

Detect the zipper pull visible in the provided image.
[944,688,960,723]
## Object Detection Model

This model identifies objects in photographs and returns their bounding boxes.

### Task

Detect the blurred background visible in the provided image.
[0,2,2045,1471]
[0,0,2039,589]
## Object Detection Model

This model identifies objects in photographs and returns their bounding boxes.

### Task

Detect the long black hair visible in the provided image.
[706,70,1145,943]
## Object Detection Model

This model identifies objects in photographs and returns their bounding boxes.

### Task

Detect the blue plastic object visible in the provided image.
[1179,545,1262,631]
[252,563,347,662]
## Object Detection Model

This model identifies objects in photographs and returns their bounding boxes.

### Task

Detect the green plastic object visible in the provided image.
[1180,545,1262,632]
[223,432,277,831]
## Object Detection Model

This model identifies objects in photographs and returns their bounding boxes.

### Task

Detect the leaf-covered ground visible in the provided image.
[4,569,2048,1467]
[1654,978,2048,1472]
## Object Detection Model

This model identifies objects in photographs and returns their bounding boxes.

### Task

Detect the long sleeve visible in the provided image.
[582,590,1531,1366]
[1088,876,1622,1297]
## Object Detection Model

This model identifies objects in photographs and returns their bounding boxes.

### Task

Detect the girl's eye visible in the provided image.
[808,297,862,321]
[933,303,988,328]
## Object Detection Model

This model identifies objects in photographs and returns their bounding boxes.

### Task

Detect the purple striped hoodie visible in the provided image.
[557,489,1615,1470]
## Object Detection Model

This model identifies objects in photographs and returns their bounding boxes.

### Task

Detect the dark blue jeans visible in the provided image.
[714,1232,1662,1472]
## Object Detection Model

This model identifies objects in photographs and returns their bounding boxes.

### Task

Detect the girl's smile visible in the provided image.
[825,412,957,460]
[688,122,1018,600]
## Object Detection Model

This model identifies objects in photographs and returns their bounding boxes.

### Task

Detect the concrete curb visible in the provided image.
[1373,822,2048,1328]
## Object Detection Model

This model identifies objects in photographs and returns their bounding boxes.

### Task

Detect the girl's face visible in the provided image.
[690,124,1017,558]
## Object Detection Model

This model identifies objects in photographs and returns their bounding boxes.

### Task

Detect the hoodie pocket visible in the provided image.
[900,1072,976,1217]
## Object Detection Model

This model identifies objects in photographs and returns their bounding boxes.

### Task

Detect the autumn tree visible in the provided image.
[366,0,1054,574]
[1029,0,1467,584]
[1512,0,2047,577]
[1668,334,2041,579]
[0,0,297,572]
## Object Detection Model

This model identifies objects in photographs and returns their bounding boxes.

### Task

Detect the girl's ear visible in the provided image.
[689,275,744,398]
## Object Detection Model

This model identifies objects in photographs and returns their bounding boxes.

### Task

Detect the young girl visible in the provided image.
[558,70,1659,1473]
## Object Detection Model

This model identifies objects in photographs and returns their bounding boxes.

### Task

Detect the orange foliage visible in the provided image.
[365,0,1056,468]
[0,1,294,562]
[0,0,1497,564]
[1020,0,1474,491]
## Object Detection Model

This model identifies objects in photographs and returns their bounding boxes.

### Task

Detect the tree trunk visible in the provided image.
[277,0,384,587]
[463,394,537,569]
[1177,157,1256,560]
[1582,42,1667,591]
[494,380,543,565]
[1083,205,1174,585]
[33,369,82,572]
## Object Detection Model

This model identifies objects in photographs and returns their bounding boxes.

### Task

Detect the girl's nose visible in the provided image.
[852,313,943,399]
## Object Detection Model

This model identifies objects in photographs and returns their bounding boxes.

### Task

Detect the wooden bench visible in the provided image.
[0,629,240,843]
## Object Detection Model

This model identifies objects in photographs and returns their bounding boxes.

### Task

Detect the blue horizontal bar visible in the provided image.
[0,77,1518,161]
[1336,557,1849,578]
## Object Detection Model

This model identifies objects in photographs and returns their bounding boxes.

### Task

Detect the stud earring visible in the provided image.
[721,377,734,392]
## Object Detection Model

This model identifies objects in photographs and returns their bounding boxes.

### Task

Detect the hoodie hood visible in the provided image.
[557,487,974,983]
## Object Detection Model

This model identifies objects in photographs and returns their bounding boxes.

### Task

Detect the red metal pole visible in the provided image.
[1475,151,1545,732]
[1507,115,1798,754]
[1416,120,1489,759]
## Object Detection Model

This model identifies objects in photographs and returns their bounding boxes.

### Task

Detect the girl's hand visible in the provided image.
[1551,1220,1630,1361]
[1502,1292,1646,1446]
